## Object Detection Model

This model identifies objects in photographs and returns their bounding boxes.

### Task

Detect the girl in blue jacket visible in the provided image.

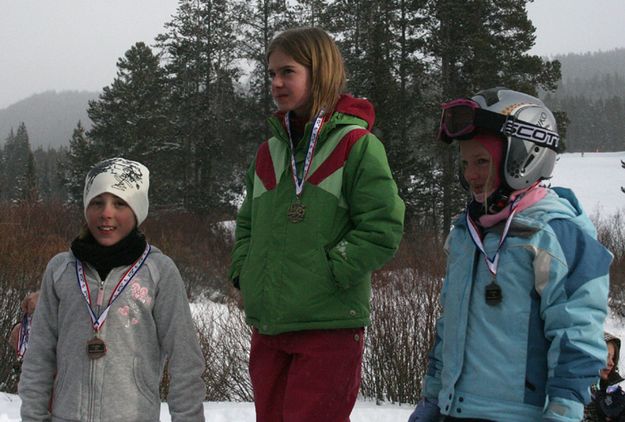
[409,88,612,422]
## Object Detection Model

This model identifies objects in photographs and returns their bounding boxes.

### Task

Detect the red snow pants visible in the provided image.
[249,327,365,422]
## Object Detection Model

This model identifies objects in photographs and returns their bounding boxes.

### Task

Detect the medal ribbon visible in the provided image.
[17,313,31,359]
[284,110,325,196]
[75,244,151,332]
[466,202,519,279]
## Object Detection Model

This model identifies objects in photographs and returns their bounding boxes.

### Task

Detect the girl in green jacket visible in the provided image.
[230,27,405,422]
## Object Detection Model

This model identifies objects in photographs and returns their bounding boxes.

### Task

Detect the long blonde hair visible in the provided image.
[482,156,496,212]
[267,27,346,121]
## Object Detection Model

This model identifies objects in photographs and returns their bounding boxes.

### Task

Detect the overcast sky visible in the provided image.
[1,0,625,110]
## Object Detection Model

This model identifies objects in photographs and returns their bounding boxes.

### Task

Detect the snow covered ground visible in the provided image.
[2,151,625,421]
[0,394,414,421]
[550,151,625,218]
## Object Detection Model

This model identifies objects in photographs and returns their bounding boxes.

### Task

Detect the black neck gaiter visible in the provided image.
[71,228,147,280]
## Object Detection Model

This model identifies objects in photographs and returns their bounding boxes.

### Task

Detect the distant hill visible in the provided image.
[552,48,625,99]
[0,91,98,149]
[556,48,625,79]
[540,48,625,152]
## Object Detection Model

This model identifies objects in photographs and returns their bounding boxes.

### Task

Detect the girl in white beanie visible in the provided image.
[18,157,206,422]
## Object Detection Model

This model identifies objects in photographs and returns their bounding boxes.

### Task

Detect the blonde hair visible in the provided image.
[482,156,496,212]
[267,27,346,121]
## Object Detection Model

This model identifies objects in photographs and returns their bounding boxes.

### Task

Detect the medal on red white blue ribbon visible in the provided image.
[284,110,325,223]
[76,244,151,359]
[466,204,519,306]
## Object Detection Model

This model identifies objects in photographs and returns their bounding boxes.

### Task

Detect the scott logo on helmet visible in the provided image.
[502,120,560,151]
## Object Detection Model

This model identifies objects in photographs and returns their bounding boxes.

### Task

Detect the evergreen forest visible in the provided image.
[1,0,568,234]
[4,1,624,229]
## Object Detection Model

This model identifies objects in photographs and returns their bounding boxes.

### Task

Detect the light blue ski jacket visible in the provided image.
[422,188,612,421]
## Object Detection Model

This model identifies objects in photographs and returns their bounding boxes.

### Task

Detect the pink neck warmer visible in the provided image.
[479,184,548,228]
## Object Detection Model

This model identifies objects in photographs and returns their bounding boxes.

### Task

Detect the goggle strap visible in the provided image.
[473,110,559,151]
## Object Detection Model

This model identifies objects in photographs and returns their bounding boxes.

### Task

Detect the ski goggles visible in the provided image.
[438,98,560,151]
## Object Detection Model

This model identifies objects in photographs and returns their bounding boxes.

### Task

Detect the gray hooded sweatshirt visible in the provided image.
[18,246,206,422]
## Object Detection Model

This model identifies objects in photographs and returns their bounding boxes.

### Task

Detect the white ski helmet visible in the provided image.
[440,87,560,191]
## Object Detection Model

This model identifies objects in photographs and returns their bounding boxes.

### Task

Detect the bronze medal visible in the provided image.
[287,201,306,223]
[87,336,107,359]
[485,280,503,306]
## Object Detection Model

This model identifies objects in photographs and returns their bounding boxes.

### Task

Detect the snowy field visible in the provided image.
[550,151,625,218]
[1,151,625,421]
[0,395,415,421]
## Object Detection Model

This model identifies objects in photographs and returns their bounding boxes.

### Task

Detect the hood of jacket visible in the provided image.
[525,187,594,231]
[269,93,376,142]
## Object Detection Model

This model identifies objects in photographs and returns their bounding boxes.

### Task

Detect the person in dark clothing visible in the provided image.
[584,333,625,422]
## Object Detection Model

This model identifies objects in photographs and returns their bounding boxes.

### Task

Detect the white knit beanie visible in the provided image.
[83,157,150,225]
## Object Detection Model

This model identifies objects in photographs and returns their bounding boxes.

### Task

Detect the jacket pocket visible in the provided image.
[320,247,338,289]
[274,247,342,323]
[133,357,158,405]
[51,360,82,418]
[239,236,261,289]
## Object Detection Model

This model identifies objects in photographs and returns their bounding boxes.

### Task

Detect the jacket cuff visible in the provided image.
[422,374,442,402]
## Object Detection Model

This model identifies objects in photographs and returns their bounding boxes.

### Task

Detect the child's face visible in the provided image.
[459,139,496,203]
[268,48,312,117]
[601,341,617,380]
[86,193,136,247]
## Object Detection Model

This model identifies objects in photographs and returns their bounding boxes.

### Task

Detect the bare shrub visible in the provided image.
[0,201,79,392]
[193,302,253,401]
[595,210,625,316]
[361,231,445,405]
[0,289,23,392]
[142,212,234,301]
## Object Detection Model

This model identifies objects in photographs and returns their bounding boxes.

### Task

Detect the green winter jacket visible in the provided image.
[229,94,405,335]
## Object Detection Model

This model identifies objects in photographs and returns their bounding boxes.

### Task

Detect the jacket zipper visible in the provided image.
[88,277,105,422]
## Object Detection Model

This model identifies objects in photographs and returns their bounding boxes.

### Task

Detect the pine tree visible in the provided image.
[0,130,9,201]
[87,42,175,207]
[61,121,99,203]
[3,123,38,203]
[156,0,246,213]
[239,0,294,136]
[292,0,330,26]
[326,0,432,229]
[33,146,68,202]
